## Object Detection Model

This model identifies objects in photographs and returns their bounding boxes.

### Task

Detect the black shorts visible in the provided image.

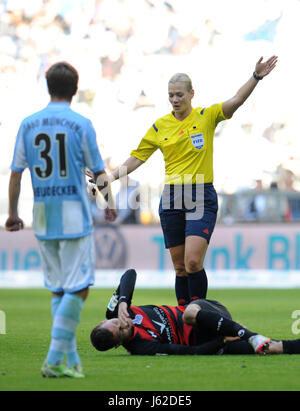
[189,299,255,355]
[159,183,218,248]
[190,299,232,345]
[189,299,232,320]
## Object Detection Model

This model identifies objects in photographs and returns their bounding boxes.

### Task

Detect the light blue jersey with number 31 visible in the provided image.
[11,102,105,240]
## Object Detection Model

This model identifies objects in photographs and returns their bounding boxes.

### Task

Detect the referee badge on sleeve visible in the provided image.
[190,132,205,150]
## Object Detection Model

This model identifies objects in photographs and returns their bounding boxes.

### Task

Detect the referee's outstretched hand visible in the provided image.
[255,55,278,79]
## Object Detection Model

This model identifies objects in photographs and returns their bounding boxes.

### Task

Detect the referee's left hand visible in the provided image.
[255,55,278,78]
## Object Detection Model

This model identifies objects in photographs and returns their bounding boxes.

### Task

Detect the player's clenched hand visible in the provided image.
[105,207,118,222]
[118,302,131,327]
[5,216,24,232]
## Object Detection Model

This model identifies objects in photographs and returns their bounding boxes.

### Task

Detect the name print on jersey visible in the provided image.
[23,117,82,133]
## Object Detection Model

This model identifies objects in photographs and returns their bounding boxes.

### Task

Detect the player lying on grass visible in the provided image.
[90,269,300,356]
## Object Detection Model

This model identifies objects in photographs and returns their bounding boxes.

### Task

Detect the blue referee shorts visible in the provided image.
[159,183,218,249]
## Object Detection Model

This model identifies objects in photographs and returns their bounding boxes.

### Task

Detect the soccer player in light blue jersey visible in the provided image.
[6,62,117,378]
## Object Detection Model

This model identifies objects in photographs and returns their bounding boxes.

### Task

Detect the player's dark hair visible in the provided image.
[90,325,116,352]
[46,62,78,101]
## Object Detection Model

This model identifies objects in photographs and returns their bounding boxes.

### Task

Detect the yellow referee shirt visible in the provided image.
[130,103,226,184]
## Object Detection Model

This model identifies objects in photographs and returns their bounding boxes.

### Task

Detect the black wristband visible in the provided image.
[253,71,263,81]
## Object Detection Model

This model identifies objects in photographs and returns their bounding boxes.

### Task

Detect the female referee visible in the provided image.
[95,56,278,305]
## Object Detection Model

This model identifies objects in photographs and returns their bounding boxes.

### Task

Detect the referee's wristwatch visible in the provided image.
[253,71,263,81]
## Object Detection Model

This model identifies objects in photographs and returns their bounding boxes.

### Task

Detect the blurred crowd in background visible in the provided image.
[1,0,300,227]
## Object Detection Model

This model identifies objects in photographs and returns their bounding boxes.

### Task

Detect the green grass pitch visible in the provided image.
[1,287,300,392]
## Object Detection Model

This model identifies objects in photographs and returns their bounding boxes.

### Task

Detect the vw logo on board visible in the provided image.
[93,224,127,269]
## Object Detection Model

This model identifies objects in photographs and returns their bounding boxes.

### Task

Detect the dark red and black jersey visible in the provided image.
[123,304,224,356]
[129,305,193,345]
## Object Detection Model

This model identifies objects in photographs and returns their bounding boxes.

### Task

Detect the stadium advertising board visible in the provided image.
[1,224,300,271]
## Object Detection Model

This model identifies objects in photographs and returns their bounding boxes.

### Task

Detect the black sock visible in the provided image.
[187,269,208,301]
[175,276,189,306]
[222,340,255,355]
[196,309,256,340]
[282,339,300,354]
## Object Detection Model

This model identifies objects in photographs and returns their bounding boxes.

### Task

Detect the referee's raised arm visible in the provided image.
[222,55,278,119]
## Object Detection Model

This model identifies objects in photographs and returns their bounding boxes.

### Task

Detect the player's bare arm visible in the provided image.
[222,55,278,119]
[118,301,131,328]
[5,171,24,232]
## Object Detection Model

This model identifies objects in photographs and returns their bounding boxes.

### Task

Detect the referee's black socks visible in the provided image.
[196,309,257,340]
[175,276,189,306]
[187,269,208,301]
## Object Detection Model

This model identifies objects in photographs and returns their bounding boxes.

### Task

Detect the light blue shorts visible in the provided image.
[38,233,95,293]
